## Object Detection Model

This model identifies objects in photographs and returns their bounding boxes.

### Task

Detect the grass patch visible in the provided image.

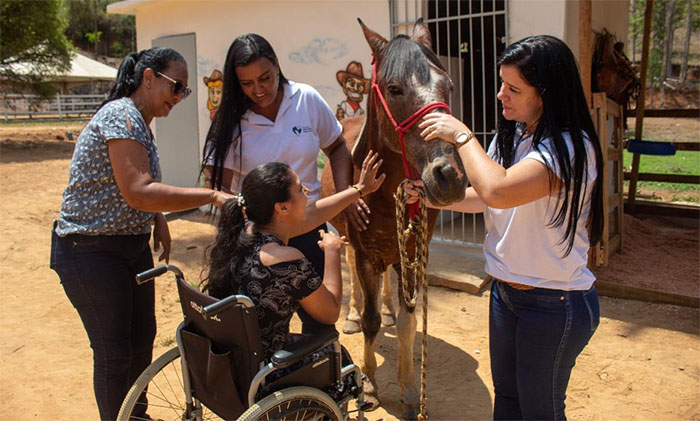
[317,151,328,170]
[623,149,700,192]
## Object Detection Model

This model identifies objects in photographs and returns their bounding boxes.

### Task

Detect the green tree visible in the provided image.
[0,0,73,96]
[64,0,135,58]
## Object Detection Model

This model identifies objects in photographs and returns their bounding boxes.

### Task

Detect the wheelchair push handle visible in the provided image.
[135,264,184,285]
[203,294,255,318]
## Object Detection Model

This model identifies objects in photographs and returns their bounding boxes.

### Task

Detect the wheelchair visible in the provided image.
[117,264,370,421]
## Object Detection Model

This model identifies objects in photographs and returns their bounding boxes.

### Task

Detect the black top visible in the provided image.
[212,233,322,360]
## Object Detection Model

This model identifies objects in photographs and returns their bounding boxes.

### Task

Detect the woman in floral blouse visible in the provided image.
[50,47,234,420]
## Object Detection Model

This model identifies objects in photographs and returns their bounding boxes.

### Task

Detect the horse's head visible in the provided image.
[355,18,467,206]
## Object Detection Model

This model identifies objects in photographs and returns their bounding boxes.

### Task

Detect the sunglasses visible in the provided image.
[156,71,192,99]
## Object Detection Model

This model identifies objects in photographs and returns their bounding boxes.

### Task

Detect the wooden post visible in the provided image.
[628,0,654,213]
[579,0,592,108]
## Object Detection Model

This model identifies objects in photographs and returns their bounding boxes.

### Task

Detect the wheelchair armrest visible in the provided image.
[270,330,339,369]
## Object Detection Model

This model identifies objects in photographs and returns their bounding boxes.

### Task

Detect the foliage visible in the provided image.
[0,0,73,97]
[64,0,135,58]
[628,0,699,82]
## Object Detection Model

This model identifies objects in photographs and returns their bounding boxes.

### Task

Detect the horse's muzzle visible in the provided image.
[421,157,467,206]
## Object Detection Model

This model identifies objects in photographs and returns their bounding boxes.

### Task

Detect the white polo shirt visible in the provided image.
[483,129,598,290]
[206,81,342,202]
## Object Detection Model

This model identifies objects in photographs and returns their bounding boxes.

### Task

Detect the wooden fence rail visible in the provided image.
[1,93,107,121]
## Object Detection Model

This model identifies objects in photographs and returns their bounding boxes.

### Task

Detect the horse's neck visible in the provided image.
[361,107,410,203]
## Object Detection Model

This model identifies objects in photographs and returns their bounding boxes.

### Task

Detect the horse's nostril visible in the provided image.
[432,163,450,188]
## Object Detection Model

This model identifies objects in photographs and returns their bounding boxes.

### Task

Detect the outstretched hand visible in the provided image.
[317,229,349,254]
[355,150,386,196]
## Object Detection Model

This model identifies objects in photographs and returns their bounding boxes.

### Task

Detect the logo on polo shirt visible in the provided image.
[292,125,312,136]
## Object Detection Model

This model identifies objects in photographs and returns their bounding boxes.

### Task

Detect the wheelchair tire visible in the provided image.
[238,386,343,420]
[118,346,222,421]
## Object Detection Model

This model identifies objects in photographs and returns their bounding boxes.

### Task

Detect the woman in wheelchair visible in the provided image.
[202,152,383,375]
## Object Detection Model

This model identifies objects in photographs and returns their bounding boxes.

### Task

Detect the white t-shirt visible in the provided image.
[205,81,342,202]
[483,128,598,290]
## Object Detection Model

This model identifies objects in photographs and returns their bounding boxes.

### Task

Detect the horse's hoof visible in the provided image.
[381,313,396,327]
[401,401,420,421]
[361,379,380,412]
[343,319,362,334]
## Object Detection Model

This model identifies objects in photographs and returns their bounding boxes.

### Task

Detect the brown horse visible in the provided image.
[321,19,468,418]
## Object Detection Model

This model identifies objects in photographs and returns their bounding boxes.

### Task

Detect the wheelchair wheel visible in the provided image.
[118,346,222,421]
[238,386,343,420]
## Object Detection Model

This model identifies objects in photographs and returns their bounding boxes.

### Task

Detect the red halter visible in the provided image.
[370,54,450,219]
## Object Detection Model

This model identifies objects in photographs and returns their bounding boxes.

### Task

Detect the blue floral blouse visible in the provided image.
[56,97,162,236]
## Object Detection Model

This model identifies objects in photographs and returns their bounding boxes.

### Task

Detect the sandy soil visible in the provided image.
[1,124,699,420]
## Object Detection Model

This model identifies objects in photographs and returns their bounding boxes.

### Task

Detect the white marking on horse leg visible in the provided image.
[380,269,396,326]
[343,246,363,334]
[397,304,419,412]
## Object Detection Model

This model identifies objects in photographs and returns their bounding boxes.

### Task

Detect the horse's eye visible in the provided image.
[387,85,403,96]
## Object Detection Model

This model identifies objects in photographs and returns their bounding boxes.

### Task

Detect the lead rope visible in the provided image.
[394,180,429,420]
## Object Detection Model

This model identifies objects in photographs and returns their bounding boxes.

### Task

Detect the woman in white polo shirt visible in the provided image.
[407,36,604,420]
[202,33,368,335]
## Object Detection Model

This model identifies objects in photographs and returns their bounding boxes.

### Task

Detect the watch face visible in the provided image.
[456,133,469,145]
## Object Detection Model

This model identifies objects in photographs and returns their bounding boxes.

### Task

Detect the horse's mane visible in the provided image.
[380,35,446,84]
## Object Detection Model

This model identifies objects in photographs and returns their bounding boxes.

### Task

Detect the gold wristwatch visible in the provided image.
[455,131,476,148]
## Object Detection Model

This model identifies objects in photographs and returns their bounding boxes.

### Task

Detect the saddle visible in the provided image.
[592,29,640,110]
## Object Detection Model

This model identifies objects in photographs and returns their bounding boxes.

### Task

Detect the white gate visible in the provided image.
[390,0,507,245]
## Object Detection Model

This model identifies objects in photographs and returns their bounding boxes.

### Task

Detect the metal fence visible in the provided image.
[1,93,106,121]
[390,0,507,246]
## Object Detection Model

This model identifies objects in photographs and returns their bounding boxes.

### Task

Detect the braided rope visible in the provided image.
[394,180,429,420]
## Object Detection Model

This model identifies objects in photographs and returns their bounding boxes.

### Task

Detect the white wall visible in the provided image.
[110,0,390,161]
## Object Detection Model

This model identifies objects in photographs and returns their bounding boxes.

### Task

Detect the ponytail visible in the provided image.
[98,47,185,110]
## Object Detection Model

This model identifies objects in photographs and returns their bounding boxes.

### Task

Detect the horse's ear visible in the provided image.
[358,18,388,61]
[411,17,433,51]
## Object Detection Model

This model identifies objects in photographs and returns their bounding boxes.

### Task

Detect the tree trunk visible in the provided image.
[680,0,693,81]
[663,0,677,80]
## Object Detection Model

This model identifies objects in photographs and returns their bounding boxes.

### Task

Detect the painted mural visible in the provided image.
[203,69,223,120]
[335,61,370,120]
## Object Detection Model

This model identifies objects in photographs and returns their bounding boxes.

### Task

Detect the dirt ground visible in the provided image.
[1,123,699,421]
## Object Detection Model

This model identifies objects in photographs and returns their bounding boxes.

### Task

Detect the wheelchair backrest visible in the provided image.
[176,276,264,419]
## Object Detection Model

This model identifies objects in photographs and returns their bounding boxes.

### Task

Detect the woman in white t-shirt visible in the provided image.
[407,35,604,420]
[202,34,371,335]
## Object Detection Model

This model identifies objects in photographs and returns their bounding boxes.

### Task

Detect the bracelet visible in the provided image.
[350,184,363,197]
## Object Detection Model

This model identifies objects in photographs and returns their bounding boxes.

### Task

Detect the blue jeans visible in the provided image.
[50,226,156,420]
[489,280,599,420]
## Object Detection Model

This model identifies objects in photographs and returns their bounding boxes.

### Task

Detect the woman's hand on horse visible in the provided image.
[343,199,370,231]
[404,179,427,205]
[355,150,386,196]
[317,229,349,253]
[419,112,471,144]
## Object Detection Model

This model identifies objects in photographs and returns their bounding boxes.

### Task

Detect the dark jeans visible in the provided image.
[50,226,156,421]
[489,280,599,420]
[288,224,336,335]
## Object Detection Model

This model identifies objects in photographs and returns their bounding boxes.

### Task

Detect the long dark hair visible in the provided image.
[202,34,289,191]
[202,162,294,297]
[494,35,604,256]
[98,47,185,110]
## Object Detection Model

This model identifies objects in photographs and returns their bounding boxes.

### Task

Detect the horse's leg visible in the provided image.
[343,246,363,334]
[395,265,420,420]
[380,269,396,327]
[356,255,383,409]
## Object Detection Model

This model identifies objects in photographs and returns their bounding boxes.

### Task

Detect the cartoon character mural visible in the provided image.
[203,69,223,120]
[335,61,370,120]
